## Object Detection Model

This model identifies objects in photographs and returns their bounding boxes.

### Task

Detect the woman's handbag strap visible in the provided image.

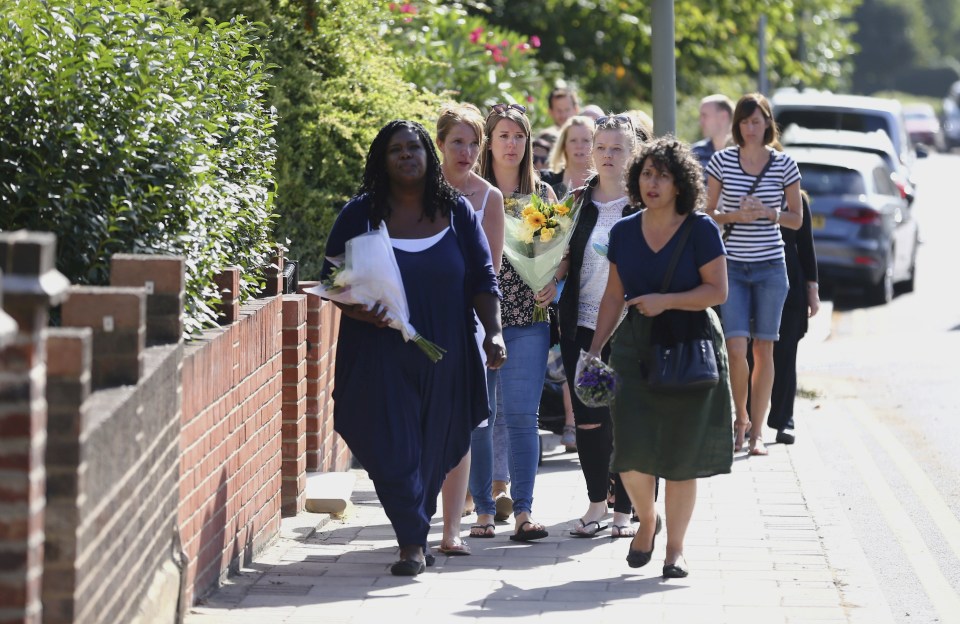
[658,215,695,294]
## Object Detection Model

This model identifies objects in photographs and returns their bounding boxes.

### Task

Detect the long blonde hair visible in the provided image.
[548,115,596,173]
[480,106,539,195]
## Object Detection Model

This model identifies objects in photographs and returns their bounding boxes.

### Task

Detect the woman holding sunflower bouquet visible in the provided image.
[471,102,566,542]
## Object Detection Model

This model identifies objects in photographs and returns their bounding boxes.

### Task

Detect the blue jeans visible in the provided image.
[469,369,500,517]
[721,258,790,341]
[498,323,550,515]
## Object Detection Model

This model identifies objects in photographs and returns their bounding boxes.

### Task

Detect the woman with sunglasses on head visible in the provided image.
[471,102,557,543]
[320,120,504,576]
[554,114,640,538]
[540,115,596,199]
[434,103,505,553]
[704,93,803,456]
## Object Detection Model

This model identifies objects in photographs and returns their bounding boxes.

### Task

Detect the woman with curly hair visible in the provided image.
[320,120,505,576]
[588,137,732,578]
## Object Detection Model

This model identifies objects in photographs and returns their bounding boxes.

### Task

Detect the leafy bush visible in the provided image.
[180,0,441,279]
[0,0,278,335]
[381,1,558,128]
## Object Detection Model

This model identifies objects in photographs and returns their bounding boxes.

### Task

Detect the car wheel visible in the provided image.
[866,261,894,305]
[897,253,917,295]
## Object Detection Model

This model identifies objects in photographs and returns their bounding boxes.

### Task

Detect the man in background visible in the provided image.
[540,87,580,140]
[691,93,734,173]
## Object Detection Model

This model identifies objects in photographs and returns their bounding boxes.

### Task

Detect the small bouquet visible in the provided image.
[574,349,619,407]
[502,192,579,323]
[306,224,446,363]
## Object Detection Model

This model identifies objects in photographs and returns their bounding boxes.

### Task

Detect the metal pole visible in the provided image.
[758,14,768,95]
[651,0,676,136]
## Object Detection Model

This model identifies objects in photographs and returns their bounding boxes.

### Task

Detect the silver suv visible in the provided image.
[772,89,922,175]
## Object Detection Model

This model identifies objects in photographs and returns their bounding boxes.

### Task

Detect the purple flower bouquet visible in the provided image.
[574,349,619,408]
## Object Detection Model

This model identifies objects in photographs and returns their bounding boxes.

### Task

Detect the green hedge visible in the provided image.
[181,0,442,279]
[0,0,278,334]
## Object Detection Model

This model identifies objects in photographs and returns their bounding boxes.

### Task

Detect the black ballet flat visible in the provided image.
[390,558,425,576]
[626,513,662,568]
[424,553,436,567]
[662,559,689,579]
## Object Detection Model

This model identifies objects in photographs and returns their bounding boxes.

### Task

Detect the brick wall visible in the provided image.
[0,243,347,618]
[178,297,284,606]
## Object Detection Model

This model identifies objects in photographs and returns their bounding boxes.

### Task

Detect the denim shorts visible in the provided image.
[720,258,789,341]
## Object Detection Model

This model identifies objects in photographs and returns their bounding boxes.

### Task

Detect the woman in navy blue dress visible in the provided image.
[320,121,505,576]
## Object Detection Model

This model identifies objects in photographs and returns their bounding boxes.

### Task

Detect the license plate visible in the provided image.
[811,214,826,229]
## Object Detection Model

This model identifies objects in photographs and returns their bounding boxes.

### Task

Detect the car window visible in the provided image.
[872,167,897,196]
[797,163,866,196]
[777,110,890,135]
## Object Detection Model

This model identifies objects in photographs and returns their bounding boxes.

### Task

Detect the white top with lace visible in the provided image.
[578,196,630,330]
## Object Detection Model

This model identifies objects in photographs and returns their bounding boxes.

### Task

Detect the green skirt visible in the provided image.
[609,308,733,481]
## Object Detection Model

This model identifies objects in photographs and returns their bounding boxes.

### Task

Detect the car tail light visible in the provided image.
[893,179,909,200]
[833,206,881,225]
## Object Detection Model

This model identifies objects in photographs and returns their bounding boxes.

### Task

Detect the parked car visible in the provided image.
[772,89,925,176]
[787,146,919,304]
[903,103,945,152]
[943,80,960,150]
[780,125,916,203]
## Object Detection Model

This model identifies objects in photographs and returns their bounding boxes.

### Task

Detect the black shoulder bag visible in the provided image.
[722,151,775,242]
[641,215,721,392]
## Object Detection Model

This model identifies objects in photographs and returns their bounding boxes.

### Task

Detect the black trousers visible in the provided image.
[560,326,631,514]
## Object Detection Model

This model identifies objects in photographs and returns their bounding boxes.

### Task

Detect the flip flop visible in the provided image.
[509,520,549,542]
[469,523,496,538]
[610,524,636,538]
[438,540,472,556]
[569,519,608,538]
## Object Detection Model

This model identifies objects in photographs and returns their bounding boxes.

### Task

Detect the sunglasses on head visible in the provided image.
[595,114,633,127]
[490,103,527,115]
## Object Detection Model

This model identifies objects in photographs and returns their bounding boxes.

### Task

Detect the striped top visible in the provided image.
[705,147,801,262]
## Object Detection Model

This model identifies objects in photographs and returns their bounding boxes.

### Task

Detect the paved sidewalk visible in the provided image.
[186,398,895,624]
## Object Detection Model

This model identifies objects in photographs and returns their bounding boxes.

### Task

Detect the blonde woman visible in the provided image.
[554,114,639,538]
[540,115,596,198]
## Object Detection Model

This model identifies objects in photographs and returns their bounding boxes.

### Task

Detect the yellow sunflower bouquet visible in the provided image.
[502,192,580,323]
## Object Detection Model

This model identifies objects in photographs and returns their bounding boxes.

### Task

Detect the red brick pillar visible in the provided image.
[213,267,240,325]
[40,328,92,624]
[297,285,346,473]
[60,287,145,389]
[280,295,307,516]
[0,231,70,624]
[110,254,185,344]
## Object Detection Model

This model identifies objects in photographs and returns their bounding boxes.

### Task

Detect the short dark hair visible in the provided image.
[360,120,459,226]
[626,137,703,215]
[548,87,579,110]
[731,92,777,147]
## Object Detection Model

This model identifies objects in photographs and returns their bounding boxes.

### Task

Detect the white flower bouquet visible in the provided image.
[305,224,445,362]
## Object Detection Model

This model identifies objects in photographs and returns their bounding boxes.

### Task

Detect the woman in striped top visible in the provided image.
[704,93,803,456]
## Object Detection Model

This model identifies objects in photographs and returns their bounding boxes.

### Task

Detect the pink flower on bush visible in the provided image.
[389,2,397,10]
[526,95,535,103]
[529,35,541,48]
[516,42,530,51]
[470,27,483,44]
[399,3,418,13]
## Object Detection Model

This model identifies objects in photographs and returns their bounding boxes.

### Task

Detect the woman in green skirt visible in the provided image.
[588,137,733,579]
